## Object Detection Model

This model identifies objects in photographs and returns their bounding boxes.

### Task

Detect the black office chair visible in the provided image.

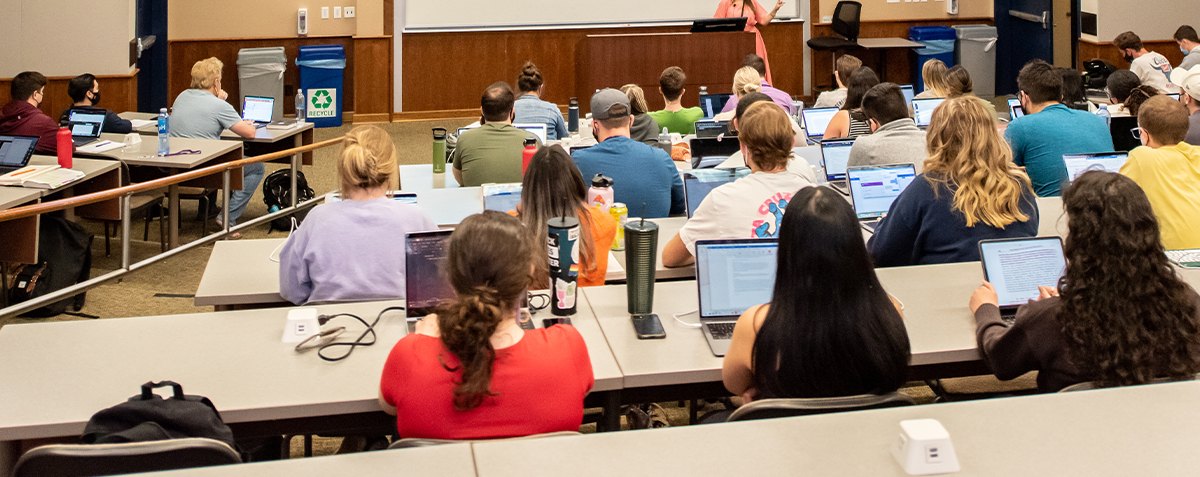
[12,438,241,477]
[726,392,914,422]
[387,431,582,449]
[807,1,863,89]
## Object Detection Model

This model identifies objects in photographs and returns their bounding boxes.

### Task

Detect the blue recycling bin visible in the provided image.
[297,45,346,128]
[909,26,957,94]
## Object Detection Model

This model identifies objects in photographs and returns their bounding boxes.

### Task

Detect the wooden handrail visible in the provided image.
[0,136,344,224]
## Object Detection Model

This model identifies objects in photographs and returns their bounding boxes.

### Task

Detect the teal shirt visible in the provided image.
[648,107,704,135]
[1005,104,1114,197]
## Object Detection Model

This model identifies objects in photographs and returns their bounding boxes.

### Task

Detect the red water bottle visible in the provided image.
[521,137,537,175]
[56,127,72,168]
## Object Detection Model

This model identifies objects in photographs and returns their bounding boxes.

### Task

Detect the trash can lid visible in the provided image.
[952,25,998,39]
[298,45,345,60]
[237,47,287,65]
[908,26,957,41]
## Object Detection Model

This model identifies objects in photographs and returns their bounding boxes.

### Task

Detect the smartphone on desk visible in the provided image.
[542,317,572,328]
[631,314,666,339]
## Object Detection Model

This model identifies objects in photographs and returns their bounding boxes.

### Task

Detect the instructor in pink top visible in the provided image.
[713,0,787,84]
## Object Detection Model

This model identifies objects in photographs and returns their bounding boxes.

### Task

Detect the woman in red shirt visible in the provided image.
[713,0,787,84]
[378,211,594,439]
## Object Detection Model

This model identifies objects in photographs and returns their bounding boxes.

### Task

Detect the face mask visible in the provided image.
[1123,53,1135,63]
[89,90,101,106]
[1184,47,1192,56]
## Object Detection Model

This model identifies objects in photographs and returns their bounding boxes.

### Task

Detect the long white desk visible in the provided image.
[136,443,476,477]
[0,156,122,264]
[119,111,315,146]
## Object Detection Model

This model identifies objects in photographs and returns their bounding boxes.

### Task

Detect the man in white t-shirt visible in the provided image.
[663,102,815,268]
[1114,31,1179,94]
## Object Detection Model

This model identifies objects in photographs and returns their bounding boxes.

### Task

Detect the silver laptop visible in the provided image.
[695,239,779,357]
[819,138,855,194]
[900,84,915,106]
[404,230,456,320]
[911,97,947,130]
[66,109,105,147]
[682,167,750,218]
[456,123,546,143]
[978,236,1066,322]
[801,107,839,145]
[241,95,275,128]
[1062,151,1128,181]
[847,163,918,232]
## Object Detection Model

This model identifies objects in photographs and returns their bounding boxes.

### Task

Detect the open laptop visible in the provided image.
[482,183,522,214]
[66,109,105,147]
[682,167,751,218]
[456,123,547,143]
[241,95,275,128]
[405,230,456,320]
[800,107,839,145]
[1062,151,1128,180]
[978,236,1067,322]
[1007,97,1022,120]
[819,138,855,194]
[689,136,740,169]
[847,163,918,232]
[911,97,946,129]
[694,119,732,138]
[900,84,915,106]
[695,238,778,357]
[699,93,733,119]
[0,135,39,174]
[1168,93,1181,102]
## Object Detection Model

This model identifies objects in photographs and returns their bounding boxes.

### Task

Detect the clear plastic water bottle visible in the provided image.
[657,127,671,154]
[295,89,306,122]
[1096,104,1111,127]
[156,108,169,156]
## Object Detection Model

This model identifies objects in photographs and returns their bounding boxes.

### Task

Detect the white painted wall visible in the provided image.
[1089,0,1190,42]
[0,0,136,77]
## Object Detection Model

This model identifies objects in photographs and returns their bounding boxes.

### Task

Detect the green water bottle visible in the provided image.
[432,128,447,174]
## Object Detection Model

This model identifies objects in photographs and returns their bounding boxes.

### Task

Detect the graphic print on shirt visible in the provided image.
[1151,56,1173,78]
[752,192,792,238]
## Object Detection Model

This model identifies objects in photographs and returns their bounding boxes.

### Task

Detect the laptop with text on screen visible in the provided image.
[0,135,38,174]
[847,163,918,232]
[820,138,855,194]
[911,97,946,129]
[1062,152,1128,181]
[978,237,1066,322]
[694,119,732,138]
[801,107,839,145]
[405,230,456,320]
[241,96,275,128]
[695,239,778,357]
[66,109,105,147]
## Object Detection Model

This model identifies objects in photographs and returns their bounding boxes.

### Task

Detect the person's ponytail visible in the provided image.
[437,285,508,411]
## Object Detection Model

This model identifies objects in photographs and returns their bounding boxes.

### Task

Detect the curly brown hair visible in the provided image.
[1059,171,1200,387]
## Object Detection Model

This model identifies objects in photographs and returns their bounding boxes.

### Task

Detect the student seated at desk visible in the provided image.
[713,67,763,122]
[813,54,862,108]
[279,126,435,305]
[513,62,567,141]
[723,187,910,402]
[823,67,879,140]
[1120,96,1200,250]
[848,83,926,171]
[1105,70,1142,116]
[664,102,815,268]
[970,171,1200,392]
[620,84,660,145]
[573,88,683,219]
[720,93,810,171]
[519,145,615,287]
[1114,31,1179,94]
[649,66,705,134]
[0,71,72,156]
[452,82,541,187]
[58,73,132,134]
[1058,67,1095,112]
[379,212,593,439]
[869,96,1039,267]
[719,54,796,115]
[914,59,950,99]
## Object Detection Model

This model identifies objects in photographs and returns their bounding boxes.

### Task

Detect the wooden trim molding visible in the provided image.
[0,70,138,122]
[1076,39,1185,70]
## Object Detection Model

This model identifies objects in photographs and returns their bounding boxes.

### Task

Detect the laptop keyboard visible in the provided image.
[706,322,736,340]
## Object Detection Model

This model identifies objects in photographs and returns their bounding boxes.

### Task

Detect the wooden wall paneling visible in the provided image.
[0,72,137,124]
[760,22,805,100]
[1076,40,1185,71]
[352,37,394,122]
[167,37,355,116]
[401,31,514,114]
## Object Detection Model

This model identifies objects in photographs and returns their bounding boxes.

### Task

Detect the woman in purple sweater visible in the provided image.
[279,126,435,304]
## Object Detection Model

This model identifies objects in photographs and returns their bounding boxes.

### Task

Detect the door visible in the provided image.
[994,0,1054,95]
[135,0,168,112]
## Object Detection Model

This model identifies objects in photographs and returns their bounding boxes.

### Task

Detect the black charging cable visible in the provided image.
[295,306,404,362]
[526,292,550,313]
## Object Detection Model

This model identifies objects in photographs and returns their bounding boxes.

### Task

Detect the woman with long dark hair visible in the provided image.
[970,171,1200,391]
[823,67,880,139]
[379,211,594,438]
[723,186,911,400]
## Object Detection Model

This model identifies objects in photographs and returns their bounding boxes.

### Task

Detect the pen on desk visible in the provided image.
[9,167,38,177]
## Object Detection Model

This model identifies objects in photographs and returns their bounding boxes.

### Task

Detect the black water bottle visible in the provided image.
[568,97,579,134]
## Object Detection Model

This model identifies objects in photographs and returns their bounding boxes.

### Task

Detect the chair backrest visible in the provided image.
[727,392,914,422]
[388,431,582,450]
[832,1,862,41]
[1059,373,1200,393]
[13,438,241,477]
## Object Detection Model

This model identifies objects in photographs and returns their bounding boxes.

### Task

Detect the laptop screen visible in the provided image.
[1011,105,1025,119]
[482,183,522,214]
[683,168,751,218]
[900,84,915,106]
[911,98,946,128]
[694,120,731,138]
[242,96,274,123]
[699,93,733,119]
[458,124,546,143]
[690,137,741,169]
[801,107,839,139]
[820,139,855,181]
[979,237,1066,308]
[67,110,105,138]
[848,163,917,220]
[1063,152,1128,180]
[695,239,779,319]
[1167,93,1181,102]
[0,135,38,168]
[405,230,456,318]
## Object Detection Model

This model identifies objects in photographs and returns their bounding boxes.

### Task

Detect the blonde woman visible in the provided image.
[279,126,436,304]
[713,67,764,121]
[620,84,659,144]
[914,59,951,99]
[868,96,1039,267]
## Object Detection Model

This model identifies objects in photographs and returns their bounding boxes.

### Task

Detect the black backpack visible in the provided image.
[83,381,238,452]
[1082,59,1116,90]
[7,215,93,317]
[261,169,315,232]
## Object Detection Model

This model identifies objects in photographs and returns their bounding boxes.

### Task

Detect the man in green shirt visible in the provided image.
[648,66,704,135]
[451,82,541,186]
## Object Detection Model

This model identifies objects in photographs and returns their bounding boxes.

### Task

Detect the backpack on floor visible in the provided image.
[83,381,239,452]
[6,216,93,317]
[262,169,315,232]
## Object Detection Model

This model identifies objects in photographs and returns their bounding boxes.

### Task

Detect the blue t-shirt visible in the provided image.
[572,136,684,218]
[513,94,568,141]
[868,175,1040,267]
[1005,104,1113,197]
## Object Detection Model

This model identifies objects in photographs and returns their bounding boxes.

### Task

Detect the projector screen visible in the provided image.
[404,0,803,31]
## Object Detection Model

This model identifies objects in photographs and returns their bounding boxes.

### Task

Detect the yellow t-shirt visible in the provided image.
[1120,142,1200,250]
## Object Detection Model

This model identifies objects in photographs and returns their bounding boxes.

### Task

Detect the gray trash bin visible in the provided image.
[237,47,287,121]
[953,25,998,99]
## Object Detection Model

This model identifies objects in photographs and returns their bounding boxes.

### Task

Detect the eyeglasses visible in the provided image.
[1130,127,1142,140]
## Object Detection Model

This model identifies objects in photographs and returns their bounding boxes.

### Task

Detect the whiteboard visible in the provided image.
[404,0,803,31]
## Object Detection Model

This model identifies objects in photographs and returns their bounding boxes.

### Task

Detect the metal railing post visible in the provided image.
[222,170,231,233]
[120,194,132,270]
[290,154,300,209]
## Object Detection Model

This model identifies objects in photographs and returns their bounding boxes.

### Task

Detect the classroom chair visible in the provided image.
[387,431,583,449]
[806,1,863,89]
[12,438,241,477]
[726,392,913,422]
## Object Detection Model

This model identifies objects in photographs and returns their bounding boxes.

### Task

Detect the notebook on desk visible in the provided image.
[66,109,105,147]
[241,96,275,128]
[694,238,778,357]
[911,97,946,129]
[801,107,839,145]
[1062,152,1128,181]
[404,230,456,320]
[978,237,1066,322]
[0,135,38,174]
